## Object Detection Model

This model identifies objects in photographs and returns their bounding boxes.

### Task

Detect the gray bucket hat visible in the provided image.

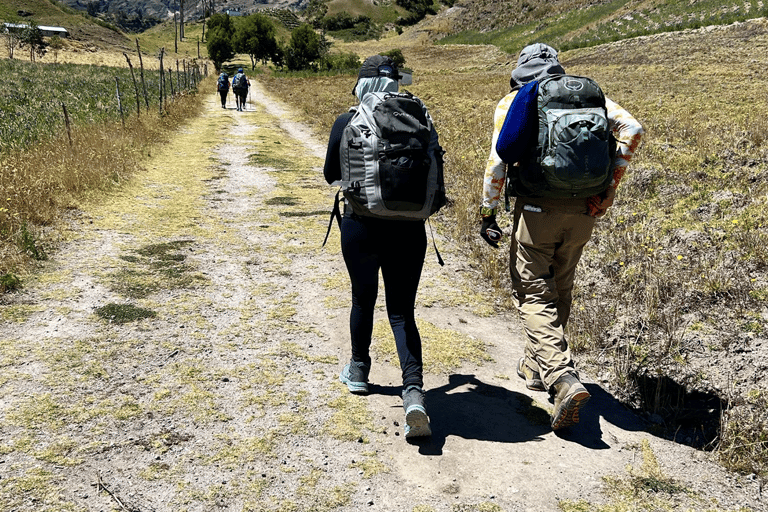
[510,43,565,88]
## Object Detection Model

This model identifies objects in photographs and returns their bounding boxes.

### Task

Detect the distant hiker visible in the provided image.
[479,43,643,430]
[323,55,446,439]
[231,68,250,112]
[217,72,229,109]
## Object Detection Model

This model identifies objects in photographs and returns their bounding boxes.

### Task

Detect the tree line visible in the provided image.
[205,11,408,74]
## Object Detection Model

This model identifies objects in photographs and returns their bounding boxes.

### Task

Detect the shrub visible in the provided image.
[319,52,361,73]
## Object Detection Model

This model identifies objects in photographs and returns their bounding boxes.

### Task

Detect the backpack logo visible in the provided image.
[564,79,584,91]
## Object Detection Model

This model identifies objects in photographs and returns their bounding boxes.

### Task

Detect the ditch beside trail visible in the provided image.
[0,81,762,512]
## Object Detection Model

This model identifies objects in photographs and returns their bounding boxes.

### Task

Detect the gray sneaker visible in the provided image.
[339,361,369,394]
[402,385,431,438]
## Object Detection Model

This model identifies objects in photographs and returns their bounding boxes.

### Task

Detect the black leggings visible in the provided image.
[219,91,227,106]
[235,91,247,108]
[341,214,427,388]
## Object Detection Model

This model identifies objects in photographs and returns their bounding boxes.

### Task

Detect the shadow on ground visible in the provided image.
[368,374,652,455]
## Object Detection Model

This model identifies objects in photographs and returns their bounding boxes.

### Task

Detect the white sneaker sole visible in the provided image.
[404,406,431,438]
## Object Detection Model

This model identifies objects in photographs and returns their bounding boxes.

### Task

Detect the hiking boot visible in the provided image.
[550,373,591,430]
[402,385,431,438]
[517,357,545,392]
[339,361,369,394]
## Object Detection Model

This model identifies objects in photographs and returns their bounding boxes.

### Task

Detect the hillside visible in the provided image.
[1,0,131,49]
[432,0,768,51]
[57,0,308,22]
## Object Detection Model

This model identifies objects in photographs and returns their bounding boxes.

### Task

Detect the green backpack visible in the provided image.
[508,75,616,198]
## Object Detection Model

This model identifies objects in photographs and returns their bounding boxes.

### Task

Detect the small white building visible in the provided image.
[2,23,69,38]
[39,25,69,38]
[225,9,243,17]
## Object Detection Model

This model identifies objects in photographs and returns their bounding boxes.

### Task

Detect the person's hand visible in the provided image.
[588,186,616,218]
[480,215,502,248]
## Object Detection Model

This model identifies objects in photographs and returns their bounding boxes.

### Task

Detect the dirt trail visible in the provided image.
[0,82,762,512]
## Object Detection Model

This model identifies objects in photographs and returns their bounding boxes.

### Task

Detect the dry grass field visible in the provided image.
[260,18,768,478]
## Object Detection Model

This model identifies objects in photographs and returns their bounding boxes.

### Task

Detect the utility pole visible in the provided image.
[174,12,178,53]
[179,0,184,40]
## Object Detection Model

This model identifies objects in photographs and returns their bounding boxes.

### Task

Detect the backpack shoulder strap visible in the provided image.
[322,189,343,247]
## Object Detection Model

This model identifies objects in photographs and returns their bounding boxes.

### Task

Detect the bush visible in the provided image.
[322,12,357,31]
[285,24,322,71]
[380,49,406,69]
[0,273,21,293]
[318,52,361,73]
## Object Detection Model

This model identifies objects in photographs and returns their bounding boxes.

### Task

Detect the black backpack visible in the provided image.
[217,74,229,91]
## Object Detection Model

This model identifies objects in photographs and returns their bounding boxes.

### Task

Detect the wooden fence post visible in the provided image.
[123,53,140,117]
[136,38,149,109]
[158,47,165,114]
[61,102,72,147]
[115,77,125,128]
[168,68,175,98]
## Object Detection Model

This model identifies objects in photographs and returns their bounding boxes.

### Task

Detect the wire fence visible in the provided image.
[0,39,208,154]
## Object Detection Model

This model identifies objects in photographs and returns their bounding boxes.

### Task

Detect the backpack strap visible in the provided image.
[427,218,444,267]
[323,188,343,247]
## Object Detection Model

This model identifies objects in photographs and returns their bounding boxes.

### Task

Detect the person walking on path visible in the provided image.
[324,55,444,439]
[479,43,643,430]
[231,68,250,112]
[217,72,230,109]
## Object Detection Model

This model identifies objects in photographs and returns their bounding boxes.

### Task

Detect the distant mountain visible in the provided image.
[57,0,309,22]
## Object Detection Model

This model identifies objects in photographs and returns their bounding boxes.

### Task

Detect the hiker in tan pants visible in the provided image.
[479,43,643,430]
[511,196,595,389]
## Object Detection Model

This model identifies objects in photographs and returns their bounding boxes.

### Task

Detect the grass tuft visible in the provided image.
[94,303,157,323]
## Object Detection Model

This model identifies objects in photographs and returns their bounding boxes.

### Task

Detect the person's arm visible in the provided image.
[587,97,644,217]
[480,93,516,247]
[323,112,354,185]
[481,93,516,215]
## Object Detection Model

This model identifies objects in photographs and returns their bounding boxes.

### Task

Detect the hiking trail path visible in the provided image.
[0,80,762,512]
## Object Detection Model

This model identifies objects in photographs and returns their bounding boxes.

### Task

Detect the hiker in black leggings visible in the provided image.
[341,215,427,389]
[323,55,432,439]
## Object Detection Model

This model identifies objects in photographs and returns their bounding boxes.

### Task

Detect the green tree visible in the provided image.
[232,13,278,70]
[206,26,235,71]
[19,23,46,62]
[207,13,234,37]
[285,24,322,71]
[271,44,285,70]
[304,0,329,28]
[3,17,22,59]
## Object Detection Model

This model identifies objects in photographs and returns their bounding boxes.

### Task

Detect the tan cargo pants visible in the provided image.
[510,196,596,389]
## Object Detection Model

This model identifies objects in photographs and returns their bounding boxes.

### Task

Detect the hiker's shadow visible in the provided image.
[407,374,553,455]
[556,382,650,445]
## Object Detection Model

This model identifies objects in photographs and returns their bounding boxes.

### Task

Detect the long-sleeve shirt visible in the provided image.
[482,91,644,216]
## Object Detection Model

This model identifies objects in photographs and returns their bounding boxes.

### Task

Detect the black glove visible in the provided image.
[480,215,502,248]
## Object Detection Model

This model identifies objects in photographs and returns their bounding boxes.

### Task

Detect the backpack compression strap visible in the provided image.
[322,189,343,247]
